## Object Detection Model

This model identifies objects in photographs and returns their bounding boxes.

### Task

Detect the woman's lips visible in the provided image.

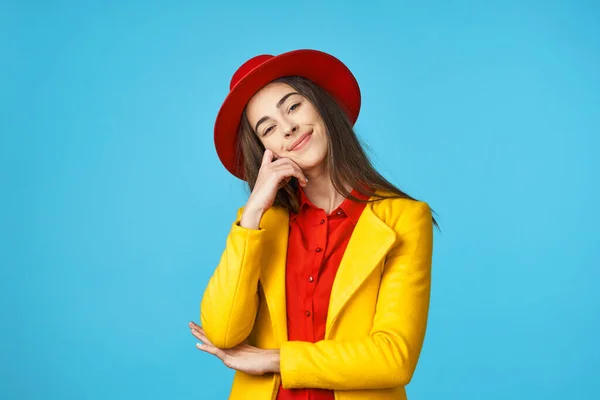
[289,132,312,152]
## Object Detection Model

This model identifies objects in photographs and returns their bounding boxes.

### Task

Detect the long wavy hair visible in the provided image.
[235,76,439,229]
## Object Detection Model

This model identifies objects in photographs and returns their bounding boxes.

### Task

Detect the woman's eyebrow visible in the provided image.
[275,92,299,108]
[255,92,300,132]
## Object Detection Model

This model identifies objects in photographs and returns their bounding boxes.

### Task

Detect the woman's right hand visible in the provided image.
[240,149,307,229]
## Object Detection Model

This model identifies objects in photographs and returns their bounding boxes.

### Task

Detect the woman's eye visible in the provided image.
[263,126,274,136]
[289,103,300,112]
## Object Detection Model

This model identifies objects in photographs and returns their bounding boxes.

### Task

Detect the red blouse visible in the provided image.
[276,188,369,400]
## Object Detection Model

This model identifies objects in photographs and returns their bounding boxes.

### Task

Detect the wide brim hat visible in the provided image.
[214,49,361,180]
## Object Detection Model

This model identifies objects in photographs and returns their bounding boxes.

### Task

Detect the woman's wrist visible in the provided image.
[267,349,280,374]
[240,206,264,229]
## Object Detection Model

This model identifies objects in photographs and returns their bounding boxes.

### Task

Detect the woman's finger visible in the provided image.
[190,327,213,346]
[270,157,301,170]
[274,164,308,186]
[261,149,273,167]
[277,176,292,189]
[195,340,229,362]
[189,327,231,359]
[188,323,207,338]
[196,343,218,355]
[191,329,223,356]
[190,328,202,341]
[283,159,308,184]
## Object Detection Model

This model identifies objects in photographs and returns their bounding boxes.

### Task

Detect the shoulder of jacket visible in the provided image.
[369,192,432,231]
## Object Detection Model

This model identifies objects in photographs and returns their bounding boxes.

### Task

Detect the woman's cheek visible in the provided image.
[262,141,279,157]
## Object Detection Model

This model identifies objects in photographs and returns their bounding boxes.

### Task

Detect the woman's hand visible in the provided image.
[189,321,280,375]
[241,149,307,229]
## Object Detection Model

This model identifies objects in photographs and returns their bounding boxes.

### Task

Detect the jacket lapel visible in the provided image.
[258,207,289,345]
[257,199,396,344]
[325,203,396,339]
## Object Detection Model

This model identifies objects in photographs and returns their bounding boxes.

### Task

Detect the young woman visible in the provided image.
[189,49,437,400]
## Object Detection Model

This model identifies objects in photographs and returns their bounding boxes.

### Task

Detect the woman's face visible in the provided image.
[245,82,328,173]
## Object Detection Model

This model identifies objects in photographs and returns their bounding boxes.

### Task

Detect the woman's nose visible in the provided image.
[284,124,298,137]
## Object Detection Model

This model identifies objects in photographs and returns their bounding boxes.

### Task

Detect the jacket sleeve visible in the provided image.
[200,207,264,349]
[279,201,433,390]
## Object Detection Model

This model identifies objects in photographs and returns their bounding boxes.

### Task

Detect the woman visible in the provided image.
[189,49,437,400]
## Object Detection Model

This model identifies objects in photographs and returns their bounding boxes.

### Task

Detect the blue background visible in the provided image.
[2,0,598,399]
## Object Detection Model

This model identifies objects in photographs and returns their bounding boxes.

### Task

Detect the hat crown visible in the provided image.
[230,54,273,90]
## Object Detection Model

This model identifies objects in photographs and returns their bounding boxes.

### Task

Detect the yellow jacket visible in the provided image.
[200,193,434,400]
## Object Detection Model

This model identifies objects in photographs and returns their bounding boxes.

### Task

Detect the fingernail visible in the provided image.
[305,178,309,182]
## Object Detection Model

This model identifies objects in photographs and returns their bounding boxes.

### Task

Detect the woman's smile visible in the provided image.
[288,131,313,152]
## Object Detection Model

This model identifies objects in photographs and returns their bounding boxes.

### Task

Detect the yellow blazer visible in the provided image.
[200,192,434,400]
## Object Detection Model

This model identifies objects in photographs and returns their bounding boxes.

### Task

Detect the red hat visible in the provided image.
[214,49,361,179]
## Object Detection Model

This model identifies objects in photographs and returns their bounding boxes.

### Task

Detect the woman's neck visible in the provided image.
[302,170,351,215]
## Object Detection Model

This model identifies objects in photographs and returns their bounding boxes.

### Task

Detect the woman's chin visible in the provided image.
[295,158,326,173]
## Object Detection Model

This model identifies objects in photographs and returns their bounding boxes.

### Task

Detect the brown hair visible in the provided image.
[235,76,439,229]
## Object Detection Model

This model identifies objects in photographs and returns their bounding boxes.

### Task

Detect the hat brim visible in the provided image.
[214,49,361,180]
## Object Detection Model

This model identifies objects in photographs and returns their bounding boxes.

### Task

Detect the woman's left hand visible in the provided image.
[189,321,280,375]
